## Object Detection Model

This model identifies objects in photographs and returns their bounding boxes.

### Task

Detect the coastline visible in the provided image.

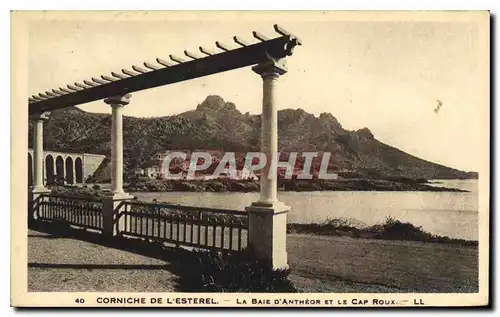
[46,185,477,245]
[122,178,469,193]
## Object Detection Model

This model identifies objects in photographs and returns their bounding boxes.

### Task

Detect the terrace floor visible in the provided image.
[28,229,177,292]
[27,229,478,293]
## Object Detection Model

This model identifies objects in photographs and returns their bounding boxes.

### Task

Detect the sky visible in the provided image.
[27,11,489,172]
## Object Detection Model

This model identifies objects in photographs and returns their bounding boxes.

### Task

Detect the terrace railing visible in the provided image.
[117,201,248,252]
[34,194,104,231]
[29,193,249,252]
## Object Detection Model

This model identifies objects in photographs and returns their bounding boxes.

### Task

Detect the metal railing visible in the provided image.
[118,201,248,251]
[35,194,104,231]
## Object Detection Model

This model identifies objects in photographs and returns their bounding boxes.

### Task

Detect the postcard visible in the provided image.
[11,10,490,307]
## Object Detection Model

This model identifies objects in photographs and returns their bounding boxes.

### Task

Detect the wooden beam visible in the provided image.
[144,62,159,70]
[169,54,185,63]
[215,41,230,52]
[184,50,198,60]
[253,31,269,42]
[274,24,290,37]
[111,72,127,79]
[38,93,52,99]
[274,24,302,45]
[74,82,90,89]
[199,46,214,56]
[29,35,301,114]
[92,77,108,85]
[83,80,99,87]
[31,95,45,101]
[132,65,148,73]
[233,36,250,47]
[52,89,66,95]
[67,84,83,91]
[156,58,173,67]
[101,75,117,82]
[122,68,138,77]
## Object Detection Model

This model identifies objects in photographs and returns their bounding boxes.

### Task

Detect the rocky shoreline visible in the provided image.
[287,217,477,246]
[124,178,468,193]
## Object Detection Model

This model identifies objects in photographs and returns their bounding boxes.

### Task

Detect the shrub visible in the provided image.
[287,216,477,246]
[176,249,298,293]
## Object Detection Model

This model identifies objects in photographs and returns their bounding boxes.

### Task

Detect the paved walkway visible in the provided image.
[28,230,177,292]
[28,230,478,293]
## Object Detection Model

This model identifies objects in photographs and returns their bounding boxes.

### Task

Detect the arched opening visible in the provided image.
[55,156,65,185]
[65,157,74,185]
[28,153,33,187]
[45,154,55,185]
[75,157,83,184]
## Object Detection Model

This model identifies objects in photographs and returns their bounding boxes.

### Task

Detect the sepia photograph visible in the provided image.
[10,10,490,307]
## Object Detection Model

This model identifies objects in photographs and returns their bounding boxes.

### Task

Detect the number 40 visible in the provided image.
[75,298,85,304]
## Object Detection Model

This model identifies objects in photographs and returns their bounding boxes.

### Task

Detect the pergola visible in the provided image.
[28,24,301,114]
[29,24,302,269]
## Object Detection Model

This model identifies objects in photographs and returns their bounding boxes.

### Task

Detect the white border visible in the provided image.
[4,1,497,315]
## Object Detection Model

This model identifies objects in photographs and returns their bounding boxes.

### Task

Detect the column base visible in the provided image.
[28,187,51,224]
[246,201,290,214]
[102,191,134,237]
[29,187,51,194]
[245,201,290,270]
[104,191,134,200]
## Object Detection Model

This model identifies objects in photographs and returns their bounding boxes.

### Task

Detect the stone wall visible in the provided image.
[82,153,107,182]
[28,149,106,184]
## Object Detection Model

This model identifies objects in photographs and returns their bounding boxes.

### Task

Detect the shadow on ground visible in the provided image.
[29,221,217,292]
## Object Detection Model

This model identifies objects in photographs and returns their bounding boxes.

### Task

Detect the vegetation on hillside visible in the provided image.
[29,95,478,181]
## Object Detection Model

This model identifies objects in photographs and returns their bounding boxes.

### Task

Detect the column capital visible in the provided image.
[252,59,288,79]
[30,111,51,121]
[104,93,132,107]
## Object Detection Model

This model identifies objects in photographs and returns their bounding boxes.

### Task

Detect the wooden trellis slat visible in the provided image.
[92,77,108,85]
[199,46,214,56]
[143,62,159,70]
[215,41,230,52]
[122,68,139,77]
[156,58,173,67]
[32,95,45,101]
[67,84,83,91]
[74,82,90,89]
[184,50,198,60]
[83,80,99,87]
[28,24,302,114]
[101,75,117,82]
[233,36,249,47]
[169,54,185,64]
[52,89,66,95]
[132,65,148,74]
[253,31,269,42]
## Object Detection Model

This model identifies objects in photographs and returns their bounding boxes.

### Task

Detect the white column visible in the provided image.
[104,94,131,195]
[245,59,290,270]
[32,112,50,191]
[102,94,133,237]
[259,71,280,203]
[29,112,51,225]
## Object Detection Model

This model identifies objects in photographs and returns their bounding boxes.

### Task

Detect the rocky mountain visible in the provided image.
[28,95,478,180]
